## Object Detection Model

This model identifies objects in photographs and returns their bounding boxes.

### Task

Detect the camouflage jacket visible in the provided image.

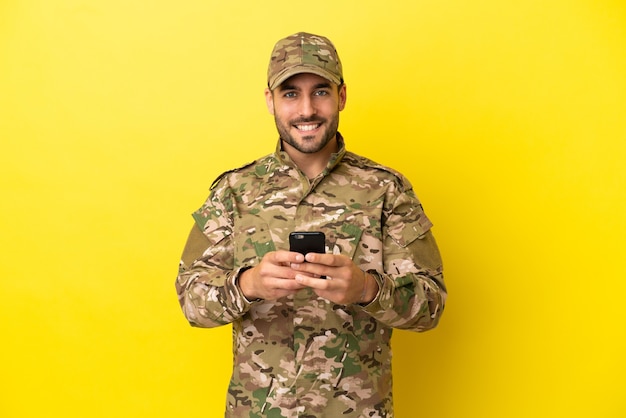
[176,134,446,417]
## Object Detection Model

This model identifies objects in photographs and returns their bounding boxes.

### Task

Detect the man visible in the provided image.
[176,32,446,418]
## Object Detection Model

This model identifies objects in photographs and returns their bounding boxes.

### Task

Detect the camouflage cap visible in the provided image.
[267,32,343,90]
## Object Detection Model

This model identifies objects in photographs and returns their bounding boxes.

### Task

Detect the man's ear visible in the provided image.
[338,84,347,111]
[264,88,275,115]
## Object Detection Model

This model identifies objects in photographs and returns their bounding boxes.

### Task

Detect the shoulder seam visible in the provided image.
[209,160,258,190]
[343,152,412,191]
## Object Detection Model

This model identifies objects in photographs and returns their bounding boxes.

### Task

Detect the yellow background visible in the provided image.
[2,0,625,416]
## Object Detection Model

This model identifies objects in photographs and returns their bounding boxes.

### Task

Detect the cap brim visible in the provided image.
[269,64,342,90]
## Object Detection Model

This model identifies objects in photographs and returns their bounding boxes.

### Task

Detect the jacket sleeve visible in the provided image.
[175,182,254,328]
[362,185,447,332]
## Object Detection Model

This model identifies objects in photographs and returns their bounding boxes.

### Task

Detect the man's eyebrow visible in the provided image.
[313,82,332,89]
[277,83,297,91]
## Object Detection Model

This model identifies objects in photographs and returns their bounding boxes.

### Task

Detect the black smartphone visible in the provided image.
[289,231,325,256]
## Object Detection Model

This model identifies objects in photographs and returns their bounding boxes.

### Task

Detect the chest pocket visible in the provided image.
[232,218,276,268]
[328,222,362,257]
[326,213,384,273]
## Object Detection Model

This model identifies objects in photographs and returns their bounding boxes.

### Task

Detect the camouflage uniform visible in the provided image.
[176,134,446,417]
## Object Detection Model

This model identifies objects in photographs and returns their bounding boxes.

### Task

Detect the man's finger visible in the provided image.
[305,253,354,269]
[271,250,305,264]
[295,274,332,289]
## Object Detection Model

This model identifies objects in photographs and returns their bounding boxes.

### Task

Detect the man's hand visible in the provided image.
[238,250,309,301]
[291,253,379,305]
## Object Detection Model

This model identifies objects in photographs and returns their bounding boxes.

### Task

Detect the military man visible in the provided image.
[176,32,447,417]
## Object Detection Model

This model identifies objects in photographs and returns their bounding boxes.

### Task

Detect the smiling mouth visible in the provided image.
[294,122,322,132]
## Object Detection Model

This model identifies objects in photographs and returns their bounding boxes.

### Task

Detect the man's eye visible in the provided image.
[314,90,329,96]
[284,92,297,98]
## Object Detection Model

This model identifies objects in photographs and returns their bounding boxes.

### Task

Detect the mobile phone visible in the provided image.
[289,231,325,256]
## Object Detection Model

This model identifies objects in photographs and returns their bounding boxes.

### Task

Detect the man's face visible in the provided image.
[265,73,347,155]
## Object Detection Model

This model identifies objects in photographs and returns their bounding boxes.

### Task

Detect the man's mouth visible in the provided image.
[294,122,321,132]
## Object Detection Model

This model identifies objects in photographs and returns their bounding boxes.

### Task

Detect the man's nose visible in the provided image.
[298,96,316,117]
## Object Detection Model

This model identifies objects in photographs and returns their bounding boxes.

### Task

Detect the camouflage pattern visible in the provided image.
[176,133,446,417]
[267,32,343,90]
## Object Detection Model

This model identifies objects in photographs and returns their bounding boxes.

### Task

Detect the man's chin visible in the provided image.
[280,127,335,154]
[293,132,323,151]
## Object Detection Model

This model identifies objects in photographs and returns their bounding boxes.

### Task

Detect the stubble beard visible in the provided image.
[275,112,340,154]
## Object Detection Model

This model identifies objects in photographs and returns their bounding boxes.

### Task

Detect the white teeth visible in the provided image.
[296,124,319,131]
